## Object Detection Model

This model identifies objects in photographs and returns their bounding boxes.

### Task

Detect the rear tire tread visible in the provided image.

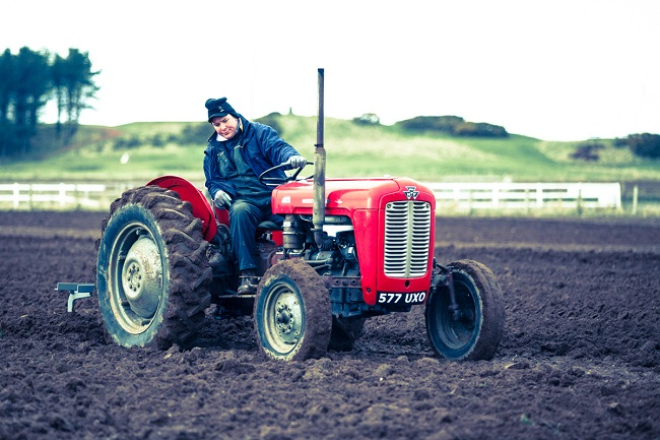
[98,185,211,349]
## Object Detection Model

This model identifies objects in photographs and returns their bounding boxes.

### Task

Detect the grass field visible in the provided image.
[1,114,658,186]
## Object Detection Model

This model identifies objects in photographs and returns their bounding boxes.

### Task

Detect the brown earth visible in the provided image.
[0,211,659,440]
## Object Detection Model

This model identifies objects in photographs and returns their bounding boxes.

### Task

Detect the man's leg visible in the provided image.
[229,200,265,294]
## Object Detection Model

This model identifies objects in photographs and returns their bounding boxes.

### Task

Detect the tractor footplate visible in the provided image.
[56,282,95,312]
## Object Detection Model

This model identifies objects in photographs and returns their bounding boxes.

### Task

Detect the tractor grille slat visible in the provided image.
[384,201,431,277]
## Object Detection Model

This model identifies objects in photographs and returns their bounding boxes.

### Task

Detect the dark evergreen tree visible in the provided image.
[52,48,100,143]
[9,47,51,156]
[0,49,15,157]
[0,46,99,158]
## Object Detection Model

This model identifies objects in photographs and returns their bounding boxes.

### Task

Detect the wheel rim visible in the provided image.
[109,221,165,334]
[263,281,304,355]
[436,274,478,350]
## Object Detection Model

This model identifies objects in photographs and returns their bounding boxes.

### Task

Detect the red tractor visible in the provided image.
[93,70,505,361]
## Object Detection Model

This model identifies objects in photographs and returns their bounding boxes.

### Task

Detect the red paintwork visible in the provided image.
[147,175,436,306]
[146,176,218,242]
[146,176,283,246]
[272,177,436,306]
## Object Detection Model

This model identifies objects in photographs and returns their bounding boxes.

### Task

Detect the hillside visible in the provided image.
[1,115,659,185]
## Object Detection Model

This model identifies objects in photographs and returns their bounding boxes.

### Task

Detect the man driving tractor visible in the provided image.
[203,97,306,295]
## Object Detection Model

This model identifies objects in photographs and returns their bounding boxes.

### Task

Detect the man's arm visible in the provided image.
[257,124,301,165]
[203,149,235,199]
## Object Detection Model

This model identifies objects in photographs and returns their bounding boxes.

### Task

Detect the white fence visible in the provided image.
[424,182,622,211]
[0,183,124,210]
[0,181,622,212]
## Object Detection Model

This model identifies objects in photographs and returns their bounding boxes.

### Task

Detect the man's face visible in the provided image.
[210,115,239,139]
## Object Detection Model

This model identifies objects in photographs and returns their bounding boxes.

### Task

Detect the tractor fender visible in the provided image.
[147,175,217,242]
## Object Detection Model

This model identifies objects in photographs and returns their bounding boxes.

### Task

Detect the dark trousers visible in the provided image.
[228,199,277,272]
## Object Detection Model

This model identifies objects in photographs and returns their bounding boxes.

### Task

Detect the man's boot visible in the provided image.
[237,269,259,295]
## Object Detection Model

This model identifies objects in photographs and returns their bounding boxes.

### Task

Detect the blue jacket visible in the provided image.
[203,116,300,200]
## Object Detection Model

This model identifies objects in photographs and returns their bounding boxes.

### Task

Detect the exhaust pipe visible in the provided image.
[313,68,326,248]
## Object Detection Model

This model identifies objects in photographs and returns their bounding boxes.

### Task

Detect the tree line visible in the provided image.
[0,47,99,158]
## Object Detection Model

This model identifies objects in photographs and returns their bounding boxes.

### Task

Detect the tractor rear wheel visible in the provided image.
[254,259,331,361]
[96,186,212,349]
[425,259,505,360]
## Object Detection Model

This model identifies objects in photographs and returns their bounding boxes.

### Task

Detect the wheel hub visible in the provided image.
[121,236,162,318]
[274,295,302,344]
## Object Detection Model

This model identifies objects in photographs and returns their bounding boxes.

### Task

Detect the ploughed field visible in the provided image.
[0,211,659,440]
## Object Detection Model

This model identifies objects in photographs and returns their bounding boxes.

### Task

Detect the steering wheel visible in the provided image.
[259,162,314,188]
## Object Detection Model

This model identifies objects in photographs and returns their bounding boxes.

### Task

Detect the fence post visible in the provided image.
[576,185,583,216]
[81,185,88,210]
[59,183,66,207]
[468,189,473,214]
[632,185,638,215]
[12,183,19,209]
[492,186,499,208]
[536,183,543,208]
[525,188,530,214]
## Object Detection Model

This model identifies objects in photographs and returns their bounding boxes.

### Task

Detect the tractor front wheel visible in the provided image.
[425,259,505,361]
[254,259,331,361]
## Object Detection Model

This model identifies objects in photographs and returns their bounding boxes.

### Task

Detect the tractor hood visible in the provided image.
[271,177,434,216]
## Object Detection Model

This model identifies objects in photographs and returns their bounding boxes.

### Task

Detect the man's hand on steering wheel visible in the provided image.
[259,157,312,187]
[286,155,307,169]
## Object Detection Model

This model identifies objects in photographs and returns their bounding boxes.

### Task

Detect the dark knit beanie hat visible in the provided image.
[205,97,238,122]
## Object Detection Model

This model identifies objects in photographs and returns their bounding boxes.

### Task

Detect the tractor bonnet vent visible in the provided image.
[384,201,432,277]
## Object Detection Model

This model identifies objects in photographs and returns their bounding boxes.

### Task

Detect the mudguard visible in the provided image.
[147,175,218,242]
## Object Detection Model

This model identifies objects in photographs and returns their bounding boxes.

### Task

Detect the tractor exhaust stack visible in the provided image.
[313,68,326,248]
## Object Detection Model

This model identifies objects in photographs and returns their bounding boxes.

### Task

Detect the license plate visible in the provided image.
[377,291,427,305]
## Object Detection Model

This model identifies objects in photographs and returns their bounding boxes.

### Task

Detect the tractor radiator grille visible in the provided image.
[384,201,432,277]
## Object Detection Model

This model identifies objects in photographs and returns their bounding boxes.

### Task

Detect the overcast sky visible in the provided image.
[3,0,659,141]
